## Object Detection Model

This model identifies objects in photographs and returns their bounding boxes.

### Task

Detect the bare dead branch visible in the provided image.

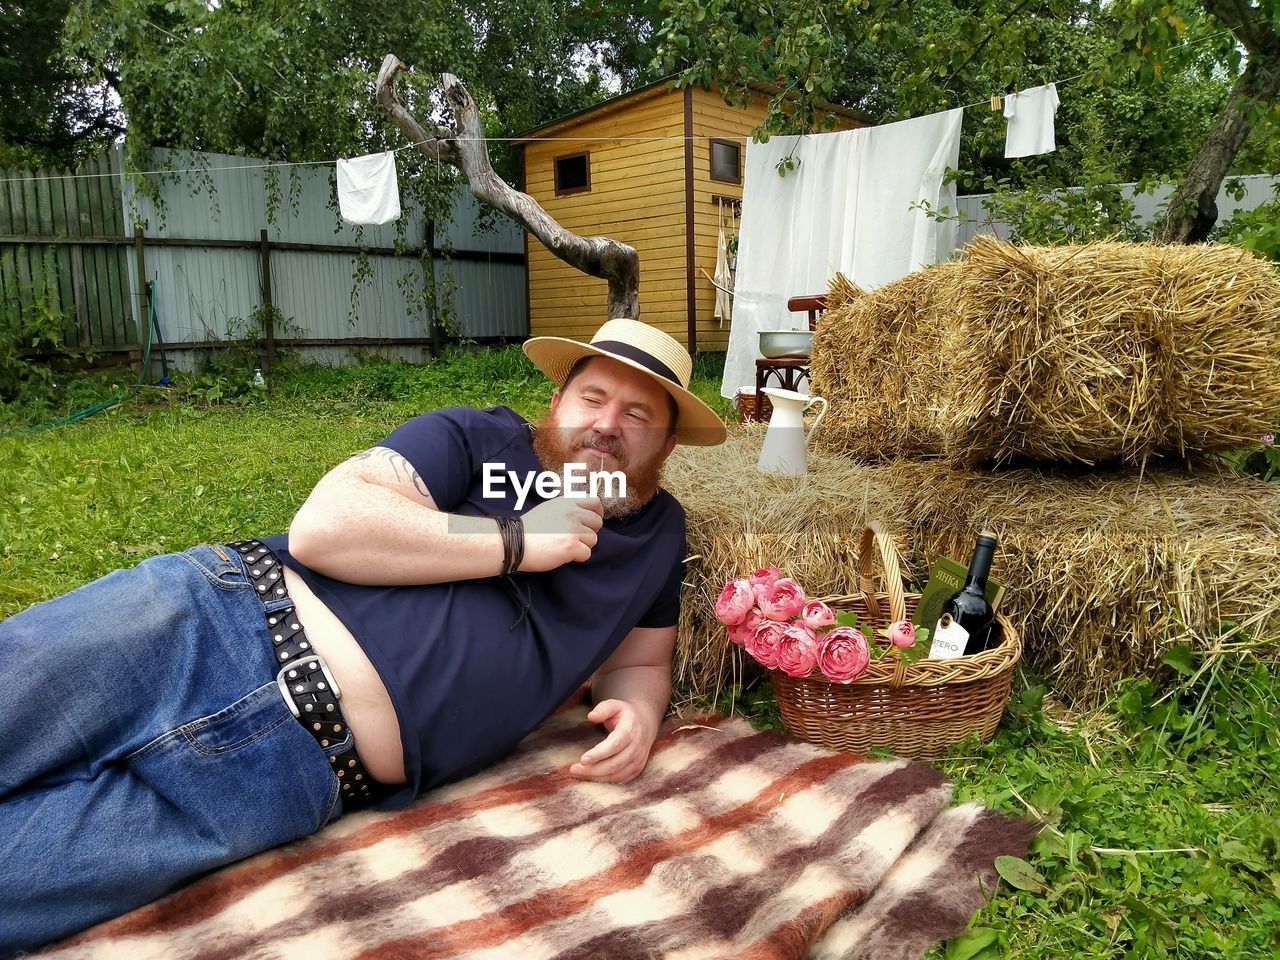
[376,55,640,319]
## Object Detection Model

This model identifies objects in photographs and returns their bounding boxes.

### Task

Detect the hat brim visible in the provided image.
[523,337,727,446]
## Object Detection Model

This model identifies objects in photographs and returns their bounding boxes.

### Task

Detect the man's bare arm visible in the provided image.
[570,624,676,784]
[287,446,601,585]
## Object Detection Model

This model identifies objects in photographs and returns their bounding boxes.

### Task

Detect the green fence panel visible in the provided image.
[0,151,134,352]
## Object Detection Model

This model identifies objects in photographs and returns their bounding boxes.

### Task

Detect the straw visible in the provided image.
[810,238,1280,467]
[664,425,1280,708]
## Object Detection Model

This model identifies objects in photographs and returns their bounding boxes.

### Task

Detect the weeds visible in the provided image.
[0,249,88,407]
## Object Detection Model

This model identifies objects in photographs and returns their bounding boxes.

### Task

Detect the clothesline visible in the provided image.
[0,19,1250,187]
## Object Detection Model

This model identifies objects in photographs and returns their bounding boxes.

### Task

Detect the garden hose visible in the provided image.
[2,280,157,438]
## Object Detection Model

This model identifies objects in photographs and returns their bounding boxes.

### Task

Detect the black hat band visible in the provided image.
[590,340,683,387]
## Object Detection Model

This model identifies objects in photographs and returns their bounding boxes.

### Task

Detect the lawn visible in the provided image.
[2,348,1277,959]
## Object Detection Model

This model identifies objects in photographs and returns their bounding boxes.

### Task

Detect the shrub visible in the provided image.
[0,250,82,404]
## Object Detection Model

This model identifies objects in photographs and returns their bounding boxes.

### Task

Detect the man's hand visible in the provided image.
[569,699,657,784]
[520,496,604,572]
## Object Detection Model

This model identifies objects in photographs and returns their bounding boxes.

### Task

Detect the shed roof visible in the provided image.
[511,77,873,143]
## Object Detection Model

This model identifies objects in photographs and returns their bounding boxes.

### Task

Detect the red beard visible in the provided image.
[530,410,666,518]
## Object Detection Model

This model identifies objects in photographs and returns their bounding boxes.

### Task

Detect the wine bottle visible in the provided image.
[928,531,999,659]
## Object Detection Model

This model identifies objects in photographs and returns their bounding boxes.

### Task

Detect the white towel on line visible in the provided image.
[1003,83,1060,159]
[336,151,401,225]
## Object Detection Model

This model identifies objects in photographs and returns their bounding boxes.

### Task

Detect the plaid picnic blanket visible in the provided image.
[37,705,1037,960]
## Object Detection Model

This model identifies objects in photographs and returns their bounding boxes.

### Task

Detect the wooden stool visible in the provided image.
[756,356,811,393]
[739,294,827,422]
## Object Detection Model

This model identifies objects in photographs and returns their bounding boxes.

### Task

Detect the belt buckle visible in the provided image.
[276,654,342,718]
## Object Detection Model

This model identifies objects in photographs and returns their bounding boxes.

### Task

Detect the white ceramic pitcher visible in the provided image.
[756,387,827,477]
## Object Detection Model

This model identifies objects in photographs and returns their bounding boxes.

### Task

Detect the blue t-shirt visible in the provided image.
[263,406,686,808]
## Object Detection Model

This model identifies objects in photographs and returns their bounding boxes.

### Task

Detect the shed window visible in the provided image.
[554,152,591,195]
[710,139,741,183]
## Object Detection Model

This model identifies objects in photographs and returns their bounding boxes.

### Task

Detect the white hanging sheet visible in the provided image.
[336,151,402,225]
[721,109,963,398]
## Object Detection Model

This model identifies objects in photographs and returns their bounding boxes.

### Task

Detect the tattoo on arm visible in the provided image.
[356,446,431,499]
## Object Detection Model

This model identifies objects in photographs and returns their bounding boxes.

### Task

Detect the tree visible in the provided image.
[651,0,1280,241]
[376,57,640,318]
[48,1,661,316]
[59,0,665,184]
[44,0,666,319]
[0,1,123,167]
[1150,1,1280,241]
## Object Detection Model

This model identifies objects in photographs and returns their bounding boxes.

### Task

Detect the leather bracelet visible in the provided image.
[495,516,512,575]
[495,516,525,576]
[508,516,524,574]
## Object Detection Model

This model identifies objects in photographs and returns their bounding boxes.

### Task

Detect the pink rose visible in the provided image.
[728,610,763,647]
[715,578,755,626]
[745,620,787,670]
[887,620,916,649]
[757,578,806,621]
[776,623,819,678]
[802,599,837,631]
[748,567,782,603]
[817,627,870,684]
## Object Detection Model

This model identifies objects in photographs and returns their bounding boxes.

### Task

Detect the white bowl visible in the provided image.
[759,329,813,359]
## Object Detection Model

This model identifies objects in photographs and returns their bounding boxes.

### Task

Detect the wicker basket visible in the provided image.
[735,389,772,422]
[769,522,1021,760]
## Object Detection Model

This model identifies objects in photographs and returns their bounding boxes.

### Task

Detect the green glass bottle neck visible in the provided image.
[965,537,997,593]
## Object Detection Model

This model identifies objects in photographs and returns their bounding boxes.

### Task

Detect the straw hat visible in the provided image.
[524,318,727,446]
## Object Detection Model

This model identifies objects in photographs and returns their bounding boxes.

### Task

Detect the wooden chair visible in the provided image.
[786,293,828,331]
[742,294,828,421]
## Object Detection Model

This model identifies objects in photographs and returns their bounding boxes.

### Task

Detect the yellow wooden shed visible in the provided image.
[515,81,868,352]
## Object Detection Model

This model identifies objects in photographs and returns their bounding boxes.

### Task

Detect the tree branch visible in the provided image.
[374,56,461,166]
[939,0,1038,93]
[1155,0,1280,242]
[1202,0,1277,55]
[375,54,640,319]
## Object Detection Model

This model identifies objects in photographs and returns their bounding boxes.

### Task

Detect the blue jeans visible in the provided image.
[0,546,344,957]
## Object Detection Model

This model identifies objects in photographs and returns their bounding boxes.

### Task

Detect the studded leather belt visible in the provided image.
[228,539,381,812]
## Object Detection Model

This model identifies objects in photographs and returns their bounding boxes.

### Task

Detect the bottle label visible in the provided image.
[929,614,970,659]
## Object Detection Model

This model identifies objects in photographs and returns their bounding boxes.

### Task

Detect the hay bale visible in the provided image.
[665,425,1280,708]
[811,262,962,461]
[825,272,866,310]
[810,238,1280,466]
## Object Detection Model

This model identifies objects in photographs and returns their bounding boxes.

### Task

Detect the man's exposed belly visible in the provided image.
[281,566,406,786]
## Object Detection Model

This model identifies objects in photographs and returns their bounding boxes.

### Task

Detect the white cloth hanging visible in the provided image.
[720,109,963,399]
[336,151,401,225]
[713,200,734,325]
[1003,83,1060,159]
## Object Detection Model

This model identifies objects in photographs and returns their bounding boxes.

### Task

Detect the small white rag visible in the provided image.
[336,151,401,225]
[1003,83,1060,159]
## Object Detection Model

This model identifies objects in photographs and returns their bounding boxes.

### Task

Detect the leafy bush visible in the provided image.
[1216,181,1280,261]
[927,109,1154,247]
[979,111,1152,246]
[0,250,83,404]
[978,175,1150,245]
[1221,434,1280,482]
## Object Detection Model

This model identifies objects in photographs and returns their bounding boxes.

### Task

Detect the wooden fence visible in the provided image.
[0,151,137,358]
[1,147,528,373]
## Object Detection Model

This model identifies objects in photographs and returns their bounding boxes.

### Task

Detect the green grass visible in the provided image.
[3,349,1278,958]
[718,656,1280,960]
[953,656,1280,959]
